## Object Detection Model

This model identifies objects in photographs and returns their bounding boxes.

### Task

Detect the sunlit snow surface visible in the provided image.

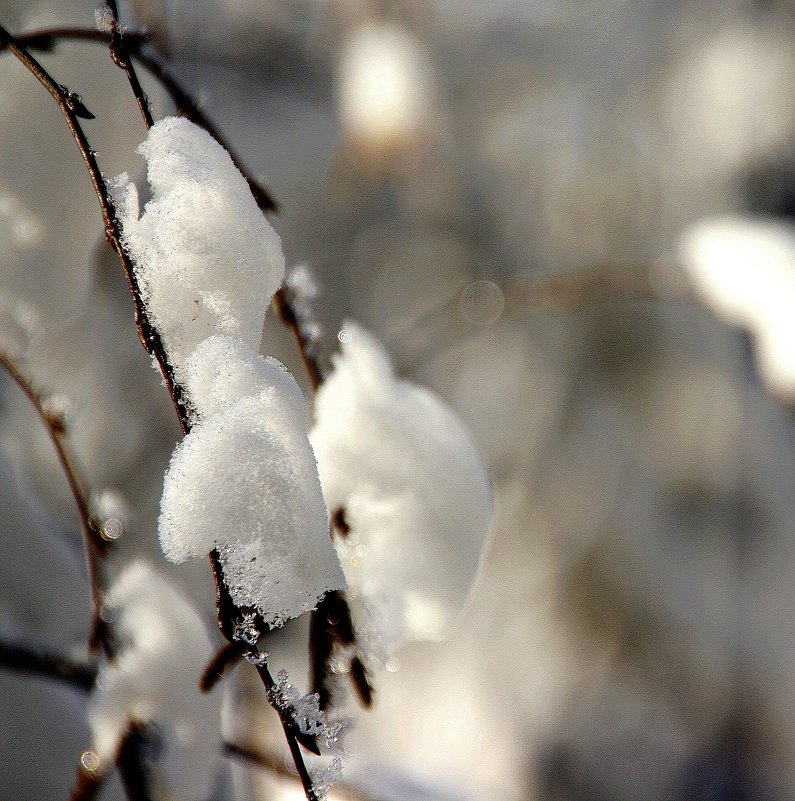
[679,215,795,400]
[114,116,285,372]
[311,323,493,661]
[87,560,222,801]
[160,335,344,626]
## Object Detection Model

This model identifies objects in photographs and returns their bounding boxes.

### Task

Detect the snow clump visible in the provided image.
[87,559,222,800]
[117,117,342,627]
[160,336,345,626]
[310,322,493,661]
[679,215,795,400]
[113,116,284,374]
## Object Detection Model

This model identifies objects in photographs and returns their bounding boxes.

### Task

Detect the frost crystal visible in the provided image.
[159,336,344,626]
[115,116,285,372]
[269,669,353,752]
[87,560,222,800]
[310,322,493,658]
[312,757,344,800]
[94,4,114,33]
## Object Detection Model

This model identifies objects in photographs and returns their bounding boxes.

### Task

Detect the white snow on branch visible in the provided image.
[159,336,345,626]
[679,215,795,400]
[310,322,493,659]
[113,116,284,372]
[87,559,222,801]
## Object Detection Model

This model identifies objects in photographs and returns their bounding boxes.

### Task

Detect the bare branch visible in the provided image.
[0,350,109,652]
[0,23,189,433]
[224,741,381,801]
[10,25,277,212]
[104,1,154,128]
[0,639,97,690]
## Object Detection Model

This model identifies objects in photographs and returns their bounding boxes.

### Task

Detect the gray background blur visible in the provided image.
[2,0,795,799]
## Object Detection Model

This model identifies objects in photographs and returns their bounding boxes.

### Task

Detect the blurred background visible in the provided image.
[2,0,795,799]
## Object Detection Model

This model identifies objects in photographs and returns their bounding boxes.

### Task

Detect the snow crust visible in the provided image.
[114,116,285,372]
[679,215,795,399]
[87,560,222,800]
[160,336,344,626]
[310,323,493,656]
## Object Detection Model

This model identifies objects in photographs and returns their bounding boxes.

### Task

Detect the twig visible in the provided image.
[104,1,154,128]
[209,550,322,801]
[3,23,362,800]
[0,639,97,690]
[225,741,380,801]
[9,26,277,212]
[200,640,245,692]
[273,288,324,392]
[0,23,189,433]
[0,350,108,653]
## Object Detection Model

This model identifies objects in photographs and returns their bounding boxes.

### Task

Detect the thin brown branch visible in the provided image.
[10,25,277,212]
[0,639,97,690]
[116,723,156,801]
[0,23,189,433]
[255,659,322,801]
[273,288,324,392]
[69,762,104,801]
[225,741,379,801]
[105,1,154,128]
[209,550,322,801]
[200,640,245,692]
[310,590,373,710]
[0,350,109,652]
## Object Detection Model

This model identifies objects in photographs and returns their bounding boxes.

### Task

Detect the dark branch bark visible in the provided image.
[224,741,381,801]
[0,349,108,653]
[209,550,322,801]
[0,640,97,690]
[105,1,155,128]
[0,23,189,434]
[9,25,277,212]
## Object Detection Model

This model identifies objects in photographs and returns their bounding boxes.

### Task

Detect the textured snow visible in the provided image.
[114,116,285,372]
[180,335,308,423]
[87,560,222,800]
[679,215,795,399]
[160,335,344,626]
[310,323,493,655]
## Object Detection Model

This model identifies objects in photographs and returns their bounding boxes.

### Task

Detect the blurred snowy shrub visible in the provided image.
[87,559,223,800]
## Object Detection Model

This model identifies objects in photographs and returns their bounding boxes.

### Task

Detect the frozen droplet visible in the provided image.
[41,393,74,425]
[460,280,504,324]
[337,328,352,344]
[385,656,400,673]
[100,517,124,541]
[91,488,133,531]
[286,263,319,300]
[329,655,351,675]
[80,750,101,772]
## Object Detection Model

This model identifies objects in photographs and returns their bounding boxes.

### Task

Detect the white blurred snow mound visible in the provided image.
[311,322,493,663]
